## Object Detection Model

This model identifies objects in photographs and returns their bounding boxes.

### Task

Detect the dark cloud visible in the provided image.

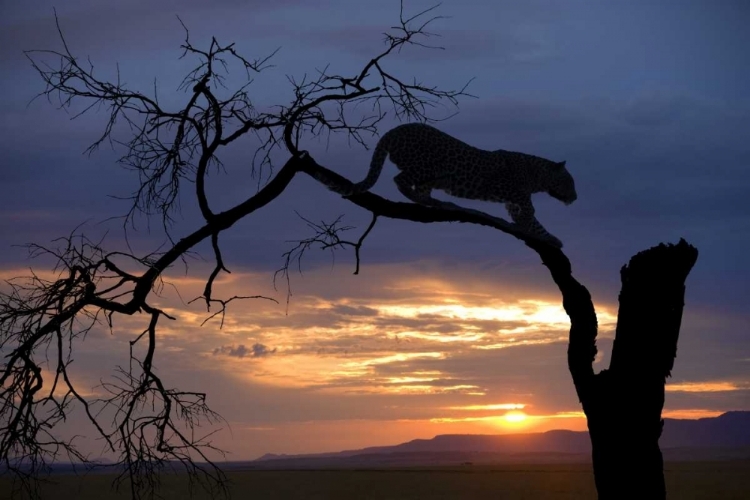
[0,2,288,69]
[303,26,556,63]
[213,343,277,358]
[328,304,379,317]
[616,92,690,127]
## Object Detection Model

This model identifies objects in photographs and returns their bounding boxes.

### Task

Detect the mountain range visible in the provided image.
[245,411,750,468]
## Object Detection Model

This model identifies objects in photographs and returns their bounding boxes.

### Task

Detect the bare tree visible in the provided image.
[2,3,473,499]
[2,2,697,500]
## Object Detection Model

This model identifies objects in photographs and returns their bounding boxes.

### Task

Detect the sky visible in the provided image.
[1,0,749,461]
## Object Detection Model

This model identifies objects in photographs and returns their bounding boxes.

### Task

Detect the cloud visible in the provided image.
[302,26,557,63]
[661,409,726,419]
[213,342,277,358]
[131,264,620,402]
[617,91,690,127]
[329,304,379,317]
[0,0,304,58]
[666,381,748,393]
[445,403,526,411]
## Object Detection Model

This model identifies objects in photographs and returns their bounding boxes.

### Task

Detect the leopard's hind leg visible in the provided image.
[394,171,463,211]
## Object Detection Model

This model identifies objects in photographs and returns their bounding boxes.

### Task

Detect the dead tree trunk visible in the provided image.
[535,238,698,499]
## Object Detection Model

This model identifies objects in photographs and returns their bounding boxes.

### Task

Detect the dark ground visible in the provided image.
[1,461,749,499]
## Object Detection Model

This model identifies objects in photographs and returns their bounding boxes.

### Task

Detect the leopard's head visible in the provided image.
[547,161,577,205]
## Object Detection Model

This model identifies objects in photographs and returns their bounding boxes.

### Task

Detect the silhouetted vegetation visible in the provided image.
[2,2,697,499]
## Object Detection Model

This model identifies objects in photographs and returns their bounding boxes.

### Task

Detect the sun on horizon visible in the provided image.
[504,410,528,423]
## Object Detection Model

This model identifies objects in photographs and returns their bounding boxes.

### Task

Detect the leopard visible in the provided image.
[343,123,577,248]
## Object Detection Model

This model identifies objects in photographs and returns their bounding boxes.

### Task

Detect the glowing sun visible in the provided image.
[504,410,528,423]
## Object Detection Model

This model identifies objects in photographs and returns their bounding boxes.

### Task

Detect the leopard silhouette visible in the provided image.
[345,123,576,247]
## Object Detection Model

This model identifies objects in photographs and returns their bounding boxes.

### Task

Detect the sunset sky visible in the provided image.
[1,0,749,461]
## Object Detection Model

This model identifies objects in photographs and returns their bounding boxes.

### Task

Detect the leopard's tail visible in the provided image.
[349,133,390,194]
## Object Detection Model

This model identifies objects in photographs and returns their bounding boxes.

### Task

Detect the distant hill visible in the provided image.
[247,411,750,469]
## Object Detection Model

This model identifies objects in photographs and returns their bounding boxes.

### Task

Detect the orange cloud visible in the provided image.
[446,403,527,411]
[666,381,746,392]
[661,409,726,419]
[119,264,621,398]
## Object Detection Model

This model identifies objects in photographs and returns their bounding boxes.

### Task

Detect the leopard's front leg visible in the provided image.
[505,199,563,248]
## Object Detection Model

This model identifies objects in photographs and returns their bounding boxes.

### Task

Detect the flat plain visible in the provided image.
[1,462,749,499]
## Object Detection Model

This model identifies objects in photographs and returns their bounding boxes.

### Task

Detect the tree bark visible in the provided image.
[560,239,698,499]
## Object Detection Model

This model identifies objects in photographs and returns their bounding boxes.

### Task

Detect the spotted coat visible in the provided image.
[348,123,577,247]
